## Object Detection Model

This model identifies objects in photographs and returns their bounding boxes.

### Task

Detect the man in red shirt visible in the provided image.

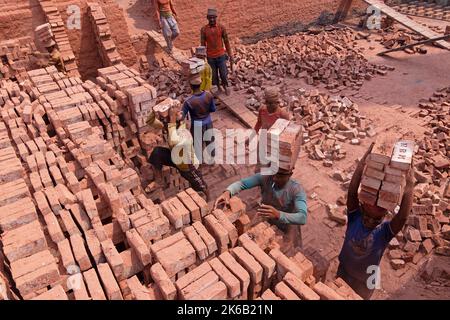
[200,8,233,96]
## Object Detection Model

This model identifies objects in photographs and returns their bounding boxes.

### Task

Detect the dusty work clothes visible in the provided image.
[338,207,395,298]
[182,91,217,160]
[207,54,229,87]
[161,16,179,52]
[227,174,307,247]
[254,107,289,133]
[200,62,213,92]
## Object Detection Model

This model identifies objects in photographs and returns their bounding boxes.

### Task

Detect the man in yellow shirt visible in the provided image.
[195,46,212,92]
[32,42,65,72]
[146,105,210,200]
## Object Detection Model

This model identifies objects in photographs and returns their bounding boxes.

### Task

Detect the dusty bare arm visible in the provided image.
[170,0,177,17]
[347,142,375,212]
[153,0,161,26]
[390,166,415,235]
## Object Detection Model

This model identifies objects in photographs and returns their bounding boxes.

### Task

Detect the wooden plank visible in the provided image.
[378,34,450,56]
[218,95,257,129]
[363,0,450,50]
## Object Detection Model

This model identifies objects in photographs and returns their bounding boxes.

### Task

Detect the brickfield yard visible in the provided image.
[0,0,448,300]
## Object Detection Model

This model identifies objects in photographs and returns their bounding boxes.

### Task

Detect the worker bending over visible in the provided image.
[215,166,307,249]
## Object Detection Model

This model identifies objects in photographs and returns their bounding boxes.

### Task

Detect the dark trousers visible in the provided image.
[190,121,215,160]
[149,147,207,193]
[336,264,374,300]
[207,55,228,87]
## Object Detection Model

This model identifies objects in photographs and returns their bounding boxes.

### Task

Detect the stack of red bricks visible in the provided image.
[0,37,36,81]
[37,0,79,76]
[267,119,302,171]
[87,3,122,66]
[34,23,54,48]
[231,27,392,92]
[360,139,415,212]
[96,64,157,132]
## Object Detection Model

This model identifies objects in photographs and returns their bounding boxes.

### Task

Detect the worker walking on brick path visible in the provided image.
[181,77,217,163]
[337,142,415,300]
[215,167,307,249]
[201,8,233,96]
[154,0,179,54]
[195,46,213,92]
[146,105,210,201]
[32,41,65,73]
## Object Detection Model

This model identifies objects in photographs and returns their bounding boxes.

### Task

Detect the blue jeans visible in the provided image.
[160,16,179,51]
[207,55,228,87]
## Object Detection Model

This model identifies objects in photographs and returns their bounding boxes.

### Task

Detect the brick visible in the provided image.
[390,259,405,270]
[238,234,275,290]
[261,289,281,300]
[70,234,92,272]
[0,197,38,231]
[85,229,105,264]
[185,188,209,217]
[73,275,91,300]
[57,239,76,270]
[126,229,151,266]
[126,276,152,300]
[101,239,124,280]
[313,282,344,300]
[213,209,239,247]
[283,272,320,300]
[191,281,227,300]
[422,238,434,254]
[204,214,229,253]
[32,285,68,300]
[176,262,212,291]
[150,263,177,300]
[83,268,106,300]
[2,221,47,262]
[10,250,55,279]
[231,247,263,285]
[120,249,144,279]
[269,248,306,282]
[180,270,219,300]
[60,209,81,236]
[97,263,123,300]
[218,252,250,300]
[15,260,60,297]
[275,281,300,300]
[154,238,196,277]
[183,226,208,261]
[177,190,201,222]
[42,210,65,243]
[407,228,422,242]
[192,221,218,256]
[209,257,241,299]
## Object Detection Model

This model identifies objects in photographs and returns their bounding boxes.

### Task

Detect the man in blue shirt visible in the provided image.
[337,143,415,299]
[181,77,217,162]
[215,167,307,248]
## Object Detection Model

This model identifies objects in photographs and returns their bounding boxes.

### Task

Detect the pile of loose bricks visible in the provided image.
[231,27,393,93]
[0,58,364,300]
[36,0,79,77]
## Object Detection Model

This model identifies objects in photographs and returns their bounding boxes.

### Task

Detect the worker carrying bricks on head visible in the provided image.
[255,87,290,133]
[146,103,210,201]
[201,8,233,96]
[153,0,179,54]
[215,166,307,249]
[195,46,213,92]
[180,76,217,163]
[31,40,65,73]
[337,142,415,300]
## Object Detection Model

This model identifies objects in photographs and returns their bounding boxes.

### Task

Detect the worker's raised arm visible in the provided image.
[390,166,415,235]
[347,142,375,213]
[214,174,263,209]
[278,189,308,225]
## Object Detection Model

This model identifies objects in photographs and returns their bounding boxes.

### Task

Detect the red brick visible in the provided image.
[70,234,92,272]
[283,272,320,300]
[209,258,241,299]
[126,229,151,266]
[150,263,176,300]
[204,214,229,253]
[313,282,345,300]
[275,281,300,300]
[218,252,250,300]
[97,263,123,300]
[83,268,107,300]
[183,226,208,261]
[192,221,218,256]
